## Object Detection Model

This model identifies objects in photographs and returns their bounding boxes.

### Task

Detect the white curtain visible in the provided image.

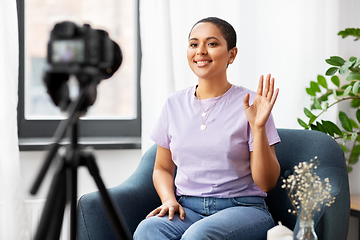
[0,1,29,239]
[140,0,340,152]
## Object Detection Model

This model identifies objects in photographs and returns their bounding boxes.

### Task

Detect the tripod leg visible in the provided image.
[81,148,132,240]
[68,119,80,240]
[34,159,67,240]
[68,151,79,240]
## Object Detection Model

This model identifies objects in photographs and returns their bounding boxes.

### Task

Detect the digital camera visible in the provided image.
[47,21,122,79]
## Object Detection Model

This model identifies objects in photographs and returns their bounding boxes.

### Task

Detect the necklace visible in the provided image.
[197,84,231,131]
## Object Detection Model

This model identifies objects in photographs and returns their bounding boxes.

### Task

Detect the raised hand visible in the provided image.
[243,74,279,129]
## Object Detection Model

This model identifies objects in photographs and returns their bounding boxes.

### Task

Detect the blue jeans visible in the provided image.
[133,196,274,240]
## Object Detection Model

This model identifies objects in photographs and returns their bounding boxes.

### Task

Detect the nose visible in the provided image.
[196,43,207,55]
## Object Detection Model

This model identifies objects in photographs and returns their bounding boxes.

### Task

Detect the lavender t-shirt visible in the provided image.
[151,84,280,198]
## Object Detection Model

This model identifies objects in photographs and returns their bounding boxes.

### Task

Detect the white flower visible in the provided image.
[282,156,336,222]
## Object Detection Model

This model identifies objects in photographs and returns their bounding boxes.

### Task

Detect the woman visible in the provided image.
[134,17,280,240]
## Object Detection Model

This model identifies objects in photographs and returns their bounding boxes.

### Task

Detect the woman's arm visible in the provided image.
[243,74,280,192]
[146,145,186,220]
[250,132,280,192]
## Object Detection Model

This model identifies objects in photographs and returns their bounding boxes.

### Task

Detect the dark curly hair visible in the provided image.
[189,17,237,51]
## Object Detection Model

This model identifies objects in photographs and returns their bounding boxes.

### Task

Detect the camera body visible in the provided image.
[47,21,121,79]
[44,21,122,112]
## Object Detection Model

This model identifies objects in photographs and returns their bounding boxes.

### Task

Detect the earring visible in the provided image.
[229,59,233,64]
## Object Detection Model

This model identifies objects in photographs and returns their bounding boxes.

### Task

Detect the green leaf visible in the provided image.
[315,121,327,134]
[319,93,330,102]
[351,99,360,108]
[324,102,329,111]
[304,107,316,119]
[322,120,342,136]
[326,67,339,76]
[343,85,352,96]
[343,133,348,144]
[339,111,353,132]
[356,109,360,123]
[321,121,334,136]
[313,98,322,110]
[325,56,346,66]
[352,132,359,141]
[310,123,319,132]
[297,118,309,129]
[333,89,338,100]
[349,144,360,164]
[355,58,360,68]
[338,28,360,40]
[340,61,355,75]
[340,145,349,153]
[353,81,360,95]
[310,81,321,93]
[346,72,360,81]
[317,75,328,89]
[306,87,316,96]
[339,65,349,75]
[351,119,359,129]
[309,116,317,124]
[331,75,340,87]
[341,84,350,90]
[350,56,358,62]
[348,166,353,172]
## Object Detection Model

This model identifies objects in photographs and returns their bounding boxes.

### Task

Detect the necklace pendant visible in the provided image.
[200,124,207,131]
[201,112,206,117]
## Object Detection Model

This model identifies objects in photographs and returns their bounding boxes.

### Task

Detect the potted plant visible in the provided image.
[297,28,360,172]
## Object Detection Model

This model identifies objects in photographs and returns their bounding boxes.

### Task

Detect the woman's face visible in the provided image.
[187,22,236,81]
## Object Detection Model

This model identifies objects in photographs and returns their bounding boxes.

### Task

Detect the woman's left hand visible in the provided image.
[243,74,279,129]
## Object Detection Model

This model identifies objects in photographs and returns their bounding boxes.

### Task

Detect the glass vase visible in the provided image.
[296,220,318,240]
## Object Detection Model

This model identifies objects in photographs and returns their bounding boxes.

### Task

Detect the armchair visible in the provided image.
[77,129,350,239]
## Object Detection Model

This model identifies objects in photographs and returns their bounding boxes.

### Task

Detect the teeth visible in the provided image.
[197,61,210,64]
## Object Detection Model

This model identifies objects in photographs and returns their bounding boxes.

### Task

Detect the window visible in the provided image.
[17,0,141,150]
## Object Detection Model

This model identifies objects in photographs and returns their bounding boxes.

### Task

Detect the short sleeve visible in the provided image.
[150,102,171,149]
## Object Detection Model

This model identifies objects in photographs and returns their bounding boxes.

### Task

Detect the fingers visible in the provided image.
[146,204,186,221]
[265,74,272,100]
[179,205,186,221]
[271,87,279,105]
[243,93,250,110]
[168,206,175,220]
[256,75,264,96]
[146,206,168,219]
[146,207,161,219]
[262,74,270,97]
[259,74,278,105]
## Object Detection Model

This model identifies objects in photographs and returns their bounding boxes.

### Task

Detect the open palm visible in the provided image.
[243,74,279,129]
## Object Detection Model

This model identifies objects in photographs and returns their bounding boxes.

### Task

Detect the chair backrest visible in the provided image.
[268,129,350,240]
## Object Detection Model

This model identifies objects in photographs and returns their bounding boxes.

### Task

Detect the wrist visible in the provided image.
[249,124,266,133]
[161,195,177,204]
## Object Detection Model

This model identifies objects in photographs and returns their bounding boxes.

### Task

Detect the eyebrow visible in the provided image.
[189,36,220,42]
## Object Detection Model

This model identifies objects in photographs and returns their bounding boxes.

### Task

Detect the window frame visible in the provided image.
[17,0,142,151]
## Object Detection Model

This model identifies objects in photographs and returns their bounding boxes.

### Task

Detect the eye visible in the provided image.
[208,42,218,47]
[189,43,198,48]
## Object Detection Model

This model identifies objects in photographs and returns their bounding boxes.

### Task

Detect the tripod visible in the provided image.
[30,83,132,240]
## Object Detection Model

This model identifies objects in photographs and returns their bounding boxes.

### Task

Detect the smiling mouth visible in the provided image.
[195,60,212,67]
